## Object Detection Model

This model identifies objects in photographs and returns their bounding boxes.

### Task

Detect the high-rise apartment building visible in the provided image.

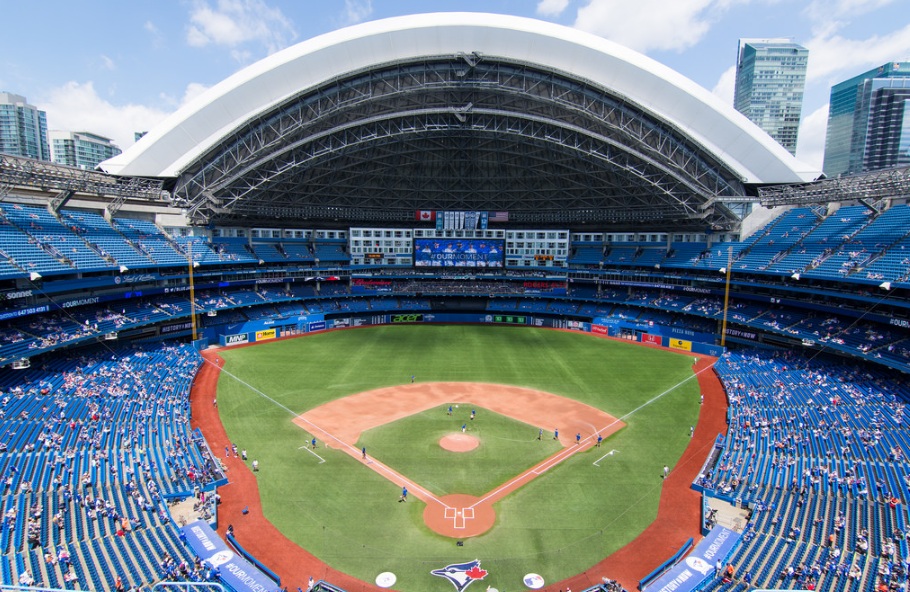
[734,38,809,156]
[0,92,50,160]
[49,130,121,169]
[823,62,910,176]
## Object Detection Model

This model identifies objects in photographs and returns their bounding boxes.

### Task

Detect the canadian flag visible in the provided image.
[415,210,436,221]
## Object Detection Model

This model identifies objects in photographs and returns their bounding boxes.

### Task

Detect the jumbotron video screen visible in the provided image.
[414,238,504,268]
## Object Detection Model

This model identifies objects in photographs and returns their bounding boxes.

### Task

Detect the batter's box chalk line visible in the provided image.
[444,506,476,529]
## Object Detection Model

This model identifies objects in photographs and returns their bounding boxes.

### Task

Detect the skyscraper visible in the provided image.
[823,62,910,176]
[49,130,122,169]
[0,92,50,160]
[734,38,809,156]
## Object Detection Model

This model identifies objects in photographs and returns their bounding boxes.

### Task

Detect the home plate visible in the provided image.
[375,572,396,587]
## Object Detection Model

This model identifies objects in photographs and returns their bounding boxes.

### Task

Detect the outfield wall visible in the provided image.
[216,310,725,356]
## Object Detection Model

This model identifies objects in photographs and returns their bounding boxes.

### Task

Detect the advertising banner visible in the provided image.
[592,316,622,327]
[181,520,280,592]
[307,321,326,332]
[668,338,693,351]
[641,333,662,345]
[255,329,277,342]
[645,527,740,592]
[223,333,249,346]
[591,324,609,335]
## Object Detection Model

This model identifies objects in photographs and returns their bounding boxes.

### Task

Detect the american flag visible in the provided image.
[489,211,509,222]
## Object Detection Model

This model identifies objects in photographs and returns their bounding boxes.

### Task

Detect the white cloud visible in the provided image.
[796,103,829,171]
[537,0,570,17]
[186,25,210,47]
[38,81,205,151]
[158,82,212,111]
[230,49,252,64]
[185,0,296,57]
[144,21,159,35]
[804,0,896,24]
[99,55,116,71]
[805,22,910,84]
[573,0,718,53]
[181,83,211,106]
[342,0,373,25]
[712,65,737,104]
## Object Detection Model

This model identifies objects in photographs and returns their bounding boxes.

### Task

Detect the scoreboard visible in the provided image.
[491,315,526,325]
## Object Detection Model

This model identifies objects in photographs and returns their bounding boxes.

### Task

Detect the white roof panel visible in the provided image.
[100,12,819,184]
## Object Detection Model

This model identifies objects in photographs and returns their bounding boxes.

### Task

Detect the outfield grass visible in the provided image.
[216,325,701,591]
[358,406,562,496]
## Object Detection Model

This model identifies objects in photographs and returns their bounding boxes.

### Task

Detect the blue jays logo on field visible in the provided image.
[430,559,488,592]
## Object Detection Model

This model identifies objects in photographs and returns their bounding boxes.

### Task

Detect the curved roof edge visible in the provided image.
[100,12,820,185]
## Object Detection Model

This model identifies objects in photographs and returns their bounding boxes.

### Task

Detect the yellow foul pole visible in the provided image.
[188,241,198,341]
[720,246,732,347]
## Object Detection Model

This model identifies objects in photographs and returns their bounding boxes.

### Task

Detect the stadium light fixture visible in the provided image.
[119,265,129,273]
[791,273,800,280]
[29,272,41,281]
[719,267,726,274]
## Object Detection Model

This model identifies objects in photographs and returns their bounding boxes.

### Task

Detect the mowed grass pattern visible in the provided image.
[216,325,701,591]
[358,407,562,496]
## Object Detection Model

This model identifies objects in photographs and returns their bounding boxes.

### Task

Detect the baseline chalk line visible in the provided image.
[593,449,619,466]
[297,444,326,464]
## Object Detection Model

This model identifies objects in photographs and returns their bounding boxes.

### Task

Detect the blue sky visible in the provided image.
[2,0,908,170]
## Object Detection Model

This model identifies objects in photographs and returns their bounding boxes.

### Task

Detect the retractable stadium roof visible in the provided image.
[100,13,819,230]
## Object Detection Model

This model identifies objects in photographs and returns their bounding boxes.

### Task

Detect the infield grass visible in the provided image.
[216,325,702,591]
[358,407,562,496]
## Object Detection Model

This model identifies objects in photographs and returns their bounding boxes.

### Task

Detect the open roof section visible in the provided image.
[100,13,820,229]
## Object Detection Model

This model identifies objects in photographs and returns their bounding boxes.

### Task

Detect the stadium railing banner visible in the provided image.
[591,324,609,335]
[638,537,695,590]
[181,520,281,592]
[0,304,51,321]
[307,320,326,332]
[643,526,740,592]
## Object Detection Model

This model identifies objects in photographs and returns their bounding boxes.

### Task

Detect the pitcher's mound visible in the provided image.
[440,433,479,452]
